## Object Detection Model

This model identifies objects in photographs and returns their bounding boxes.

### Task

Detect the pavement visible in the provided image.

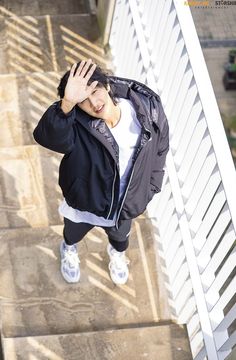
[190,3,236,123]
[190,4,236,40]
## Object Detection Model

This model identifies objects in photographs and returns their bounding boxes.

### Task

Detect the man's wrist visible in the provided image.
[61,98,76,114]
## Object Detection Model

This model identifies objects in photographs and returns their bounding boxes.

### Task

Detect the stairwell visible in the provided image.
[0,1,192,359]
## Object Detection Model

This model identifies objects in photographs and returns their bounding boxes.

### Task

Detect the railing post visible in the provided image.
[96,0,116,49]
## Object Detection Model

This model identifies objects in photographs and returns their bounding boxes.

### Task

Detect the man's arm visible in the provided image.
[150,100,169,194]
[33,59,98,154]
[150,118,169,193]
[33,101,76,154]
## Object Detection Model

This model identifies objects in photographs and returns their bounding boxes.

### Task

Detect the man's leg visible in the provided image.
[63,217,94,245]
[104,219,132,285]
[104,219,131,251]
[61,218,94,283]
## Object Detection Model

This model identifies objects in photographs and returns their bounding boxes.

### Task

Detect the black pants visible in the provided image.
[63,217,132,252]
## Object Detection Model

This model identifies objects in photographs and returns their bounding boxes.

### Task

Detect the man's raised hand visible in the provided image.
[61,59,98,114]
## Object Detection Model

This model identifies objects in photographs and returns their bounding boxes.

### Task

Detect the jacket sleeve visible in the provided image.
[150,101,169,193]
[33,101,76,154]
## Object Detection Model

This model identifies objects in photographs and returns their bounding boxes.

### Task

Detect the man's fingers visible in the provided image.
[68,60,97,95]
[74,60,86,77]
[88,80,98,91]
[70,60,96,84]
[78,59,93,78]
[84,63,97,81]
[69,63,77,78]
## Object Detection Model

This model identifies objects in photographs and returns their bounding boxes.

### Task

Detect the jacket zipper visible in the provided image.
[115,126,152,228]
[106,163,117,219]
[115,164,135,228]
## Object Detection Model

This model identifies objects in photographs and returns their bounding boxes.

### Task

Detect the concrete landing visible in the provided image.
[0,145,62,228]
[201,47,236,122]
[0,217,167,338]
[190,5,236,131]
[190,6,236,41]
[0,13,107,75]
[3,324,191,360]
[0,72,61,147]
[0,0,89,17]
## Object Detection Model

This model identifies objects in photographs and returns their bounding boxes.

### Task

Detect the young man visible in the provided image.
[33,59,169,285]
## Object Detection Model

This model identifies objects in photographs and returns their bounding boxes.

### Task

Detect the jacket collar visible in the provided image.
[109,76,147,117]
[74,74,163,145]
[74,108,119,164]
[108,76,162,131]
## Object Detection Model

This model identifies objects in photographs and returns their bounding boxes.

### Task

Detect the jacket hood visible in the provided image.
[108,76,161,99]
[108,76,166,133]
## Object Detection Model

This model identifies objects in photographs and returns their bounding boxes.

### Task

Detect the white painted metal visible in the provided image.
[108,1,236,359]
[178,296,196,324]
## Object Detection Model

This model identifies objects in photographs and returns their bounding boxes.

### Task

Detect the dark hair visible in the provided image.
[57,61,117,105]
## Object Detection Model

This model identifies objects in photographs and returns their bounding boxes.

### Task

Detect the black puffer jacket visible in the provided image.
[33,76,169,226]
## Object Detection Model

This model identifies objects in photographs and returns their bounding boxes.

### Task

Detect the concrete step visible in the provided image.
[0,218,169,339]
[0,145,63,228]
[2,323,192,360]
[226,347,236,360]
[0,12,107,75]
[0,71,61,147]
[0,0,92,17]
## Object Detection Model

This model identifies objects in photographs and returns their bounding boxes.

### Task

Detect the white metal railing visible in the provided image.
[108,1,236,359]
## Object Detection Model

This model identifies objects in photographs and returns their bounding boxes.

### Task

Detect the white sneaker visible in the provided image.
[60,241,80,283]
[107,243,130,285]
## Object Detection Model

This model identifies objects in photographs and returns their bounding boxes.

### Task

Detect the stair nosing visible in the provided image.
[2,320,184,340]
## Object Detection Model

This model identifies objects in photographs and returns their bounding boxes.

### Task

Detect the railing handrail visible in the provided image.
[173,0,236,232]
[108,1,236,358]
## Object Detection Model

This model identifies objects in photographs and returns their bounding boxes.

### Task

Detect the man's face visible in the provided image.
[77,85,115,120]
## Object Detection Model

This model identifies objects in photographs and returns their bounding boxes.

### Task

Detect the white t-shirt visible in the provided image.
[58,98,141,226]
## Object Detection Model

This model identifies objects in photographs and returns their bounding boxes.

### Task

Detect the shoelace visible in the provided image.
[63,249,80,268]
[109,252,130,271]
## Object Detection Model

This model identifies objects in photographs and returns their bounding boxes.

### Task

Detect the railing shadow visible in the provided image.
[0,5,110,227]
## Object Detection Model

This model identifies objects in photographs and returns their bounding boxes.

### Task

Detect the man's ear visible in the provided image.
[107,84,111,92]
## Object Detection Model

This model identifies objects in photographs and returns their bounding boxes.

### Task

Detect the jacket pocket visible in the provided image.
[65,176,112,215]
[150,170,164,193]
[66,177,89,210]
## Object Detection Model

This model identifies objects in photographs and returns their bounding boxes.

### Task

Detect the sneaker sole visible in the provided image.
[60,264,80,283]
[109,270,128,285]
[107,244,129,285]
[60,242,80,284]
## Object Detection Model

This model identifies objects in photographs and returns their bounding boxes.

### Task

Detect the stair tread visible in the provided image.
[0,219,165,339]
[0,71,61,147]
[2,324,192,360]
[0,12,106,76]
[0,1,89,18]
[0,145,63,228]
